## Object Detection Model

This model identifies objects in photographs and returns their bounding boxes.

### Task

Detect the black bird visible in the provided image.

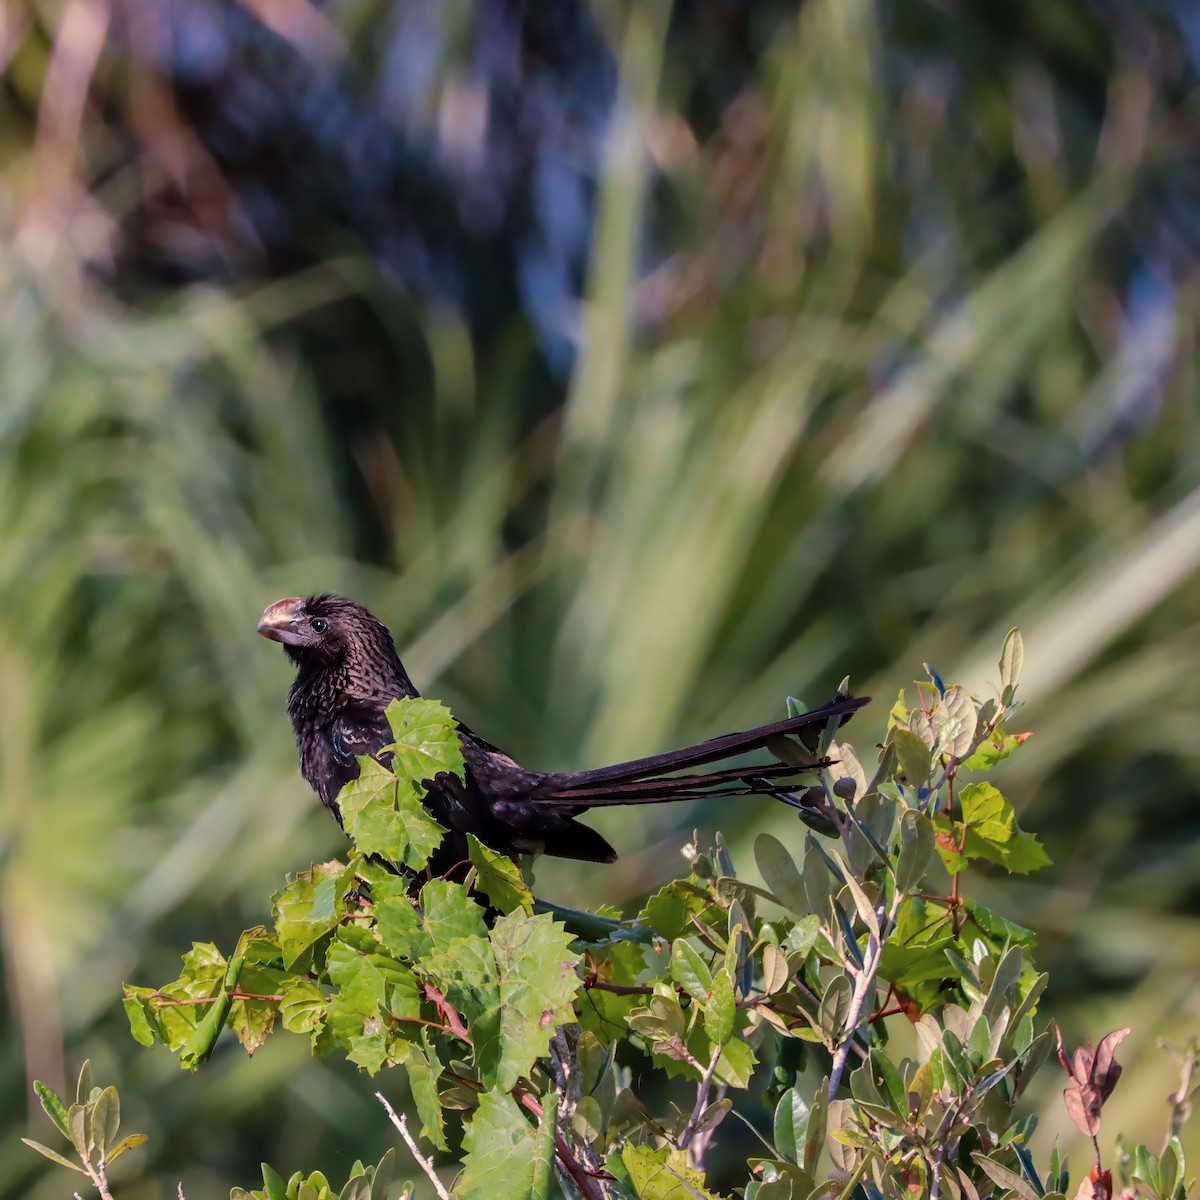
[258,593,867,870]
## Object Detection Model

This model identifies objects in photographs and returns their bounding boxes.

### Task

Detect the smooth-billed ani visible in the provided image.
[258,593,867,870]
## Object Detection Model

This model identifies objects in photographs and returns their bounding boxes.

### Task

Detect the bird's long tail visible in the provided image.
[532,693,868,808]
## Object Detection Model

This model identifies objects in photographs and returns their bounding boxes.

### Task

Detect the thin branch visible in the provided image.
[827,883,906,1101]
[390,1014,472,1044]
[678,1045,723,1152]
[148,991,282,1007]
[930,1140,945,1200]
[376,1092,450,1200]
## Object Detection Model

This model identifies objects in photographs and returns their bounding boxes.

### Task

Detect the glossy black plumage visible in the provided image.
[259,593,868,870]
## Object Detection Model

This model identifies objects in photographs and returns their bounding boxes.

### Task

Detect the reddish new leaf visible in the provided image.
[1059,1026,1130,1139]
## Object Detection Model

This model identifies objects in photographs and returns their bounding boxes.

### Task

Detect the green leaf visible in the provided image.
[934,686,977,760]
[339,757,446,871]
[895,809,935,892]
[280,978,328,1036]
[421,931,502,1081]
[671,939,714,1004]
[782,915,821,959]
[467,835,533,915]
[92,1086,120,1162]
[640,880,709,939]
[20,1139,88,1174]
[383,697,466,784]
[621,1143,724,1199]
[962,723,1025,771]
[705,970,735,1046]
[377,878,489,963]
[75,1061,93,1108]
[326,940,419,1073]
[103,1133,149,1167]
[402,1035,447,1150]
[273,861,355,968]
[68,1102,91,1161]
[33,1081,71,1140]
[773,1087,810,1164]
[754,834,807,913]
[489,911,582,1090]
[972,1153,1039,1200]
[1000,628,1024,692]
[180,955,244,1071]
[818,975,852,1046]
[804,1081,828,1178]
[458,1090,556,1200]
[959,783,1051,873]
[891,727,933,788]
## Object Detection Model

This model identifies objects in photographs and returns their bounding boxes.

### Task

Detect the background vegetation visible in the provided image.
[1,0,1197,1196]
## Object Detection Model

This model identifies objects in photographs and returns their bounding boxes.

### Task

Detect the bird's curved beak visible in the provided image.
[258,597,306,645]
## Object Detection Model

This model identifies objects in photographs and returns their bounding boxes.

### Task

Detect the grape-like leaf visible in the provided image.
[458,1090,557,1200]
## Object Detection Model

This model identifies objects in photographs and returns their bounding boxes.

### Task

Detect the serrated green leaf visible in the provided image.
[621,1143,724,1199]
[383,696,465,783]
[402,1035,447,1151]
[279,978,327,1035]
[421,931,502,1081]
[467,835,533,914]
[489,911,582,1090]
[963,722,1024,771]
[640,881,708,939]
[458,1090,556,1200]
[754,833,807,913]
[272,861,355,968]
[326,940,419,1073]
[339,757,446,871]
[959,783,1051,873]
[21,1138,88,1174]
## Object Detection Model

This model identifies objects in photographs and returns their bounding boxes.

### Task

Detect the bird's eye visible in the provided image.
[311,617,328,634]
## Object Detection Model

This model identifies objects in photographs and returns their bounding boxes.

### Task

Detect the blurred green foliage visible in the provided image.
[1,0,1198,1196]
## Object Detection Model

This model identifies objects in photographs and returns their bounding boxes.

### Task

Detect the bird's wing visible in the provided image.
[331,707,395,772]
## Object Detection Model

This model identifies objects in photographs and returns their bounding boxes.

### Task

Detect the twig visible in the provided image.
[148,991,282,1007]
[930,1140,944,1200]
[178,1185,187,1200]
[678,1045,722,1152]
[376,1092,450,1200]
[827,884,906,1101]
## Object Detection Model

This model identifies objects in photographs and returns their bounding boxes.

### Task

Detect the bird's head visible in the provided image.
[257,593,395,670]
